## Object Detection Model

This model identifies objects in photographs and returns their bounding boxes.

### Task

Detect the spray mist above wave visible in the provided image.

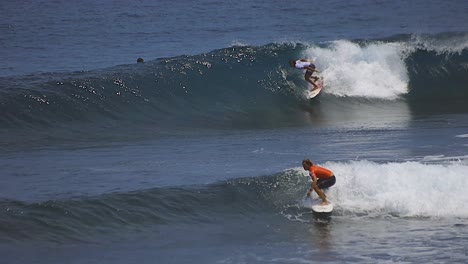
[304,40,410,99]
[302,33,468,100]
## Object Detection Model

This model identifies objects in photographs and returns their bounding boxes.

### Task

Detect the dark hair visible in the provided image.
[137,58,144,63]
[289,59,295,67]
[302,159,313,167]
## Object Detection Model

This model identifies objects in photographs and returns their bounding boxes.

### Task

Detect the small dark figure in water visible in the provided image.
[137,58,144,63]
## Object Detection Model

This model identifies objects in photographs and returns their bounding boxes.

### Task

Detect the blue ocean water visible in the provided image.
[1,0,468,263]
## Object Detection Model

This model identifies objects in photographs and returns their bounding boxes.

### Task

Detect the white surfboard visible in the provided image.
[311,201,333,213]
[304,198,334,213]
[305,78,324,99]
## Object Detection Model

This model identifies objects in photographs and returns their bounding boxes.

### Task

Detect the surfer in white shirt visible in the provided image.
[289,59,320,90]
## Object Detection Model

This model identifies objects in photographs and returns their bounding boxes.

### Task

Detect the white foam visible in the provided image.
[303,40,409,99]
[310,160,468,218]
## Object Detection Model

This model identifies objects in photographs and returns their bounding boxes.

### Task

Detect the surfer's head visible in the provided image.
[289,59,296,67]
[137,58,144,63]
[302,159,313,170]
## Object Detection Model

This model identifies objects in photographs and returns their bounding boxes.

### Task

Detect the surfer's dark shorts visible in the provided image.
[305,64,315,73]
[317,175,336,189]
[305,64,317,80]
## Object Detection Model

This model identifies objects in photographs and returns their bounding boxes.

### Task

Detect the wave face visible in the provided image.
[1,33,468,138]
[0,171,303,243]
[3,158,468,243]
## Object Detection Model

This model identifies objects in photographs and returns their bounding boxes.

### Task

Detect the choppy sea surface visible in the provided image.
[1,0,468,263]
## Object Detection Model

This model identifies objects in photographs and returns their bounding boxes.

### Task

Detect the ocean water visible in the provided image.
[1,0,468,263]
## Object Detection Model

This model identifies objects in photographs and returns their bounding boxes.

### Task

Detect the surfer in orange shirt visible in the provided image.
[302,159,336,205]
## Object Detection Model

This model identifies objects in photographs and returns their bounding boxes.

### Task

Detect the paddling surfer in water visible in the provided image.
[302,159,336,205]
[289,59,320,90]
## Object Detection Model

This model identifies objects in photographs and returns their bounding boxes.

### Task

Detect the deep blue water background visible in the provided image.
[1,0,468,263]
[2,0,468,76]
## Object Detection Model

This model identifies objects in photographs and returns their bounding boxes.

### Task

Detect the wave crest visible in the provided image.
[0,33,467,137]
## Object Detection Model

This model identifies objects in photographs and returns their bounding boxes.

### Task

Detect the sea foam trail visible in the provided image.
[318,160,468,217]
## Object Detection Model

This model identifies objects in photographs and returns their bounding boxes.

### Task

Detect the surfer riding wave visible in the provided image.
[289,59,320,90]
[302,159,336,206]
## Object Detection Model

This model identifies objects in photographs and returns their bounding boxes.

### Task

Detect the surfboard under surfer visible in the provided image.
[289,59,320,90]
[302,159,336,206]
